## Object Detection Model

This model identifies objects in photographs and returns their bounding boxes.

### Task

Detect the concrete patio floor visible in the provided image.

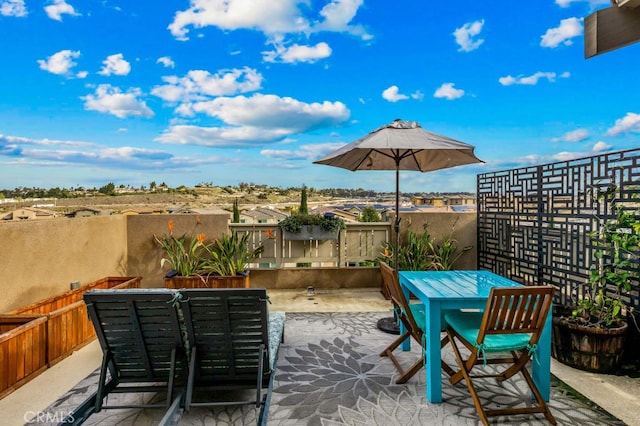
[2,288,638,425]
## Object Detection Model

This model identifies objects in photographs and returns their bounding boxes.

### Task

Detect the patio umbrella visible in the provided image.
[313,119,483,332]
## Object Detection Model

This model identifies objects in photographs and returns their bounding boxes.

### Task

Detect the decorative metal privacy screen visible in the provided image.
[477,148,640,309]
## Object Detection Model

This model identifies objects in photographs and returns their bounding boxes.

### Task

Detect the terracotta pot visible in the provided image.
[551,315,628,373]
[164,274,250,289]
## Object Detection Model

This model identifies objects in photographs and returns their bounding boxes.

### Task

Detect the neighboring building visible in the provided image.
[170,207,228,216]
[412,194,476,209]
[66,208,111,218]
[240,207,288,224]
[1,207,57,221]
[120,208,165,215]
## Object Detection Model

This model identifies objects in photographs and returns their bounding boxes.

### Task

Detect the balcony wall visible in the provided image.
[0,216,127,312]
[0,210,477,312]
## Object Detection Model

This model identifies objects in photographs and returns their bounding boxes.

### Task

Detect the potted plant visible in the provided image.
[552,184,638,373]
[199,232,264,288]
[279,212,345,240]
[154,218,264,288]
[153,219,207,278]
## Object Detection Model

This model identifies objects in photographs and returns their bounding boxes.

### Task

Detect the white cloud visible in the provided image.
[555,0,609,8]
[37,49,80,76]
[434,83,464,100]
[169,0,309,40]
[453,19,485,52]
[156,125,291,146]
[168,0,370,41]
[261,143,344,161]
[606,112,640,136]
[552,128,589,142]
[263,41,332,63]
[593,141,612,152]
[541,17,583,48]
[157,56,175,68]
[98,53,131,76]
[498,71,569,86]
[152,67,262,103]
[0,0,26,17]
[82,84,154,119]
[76,70,88,79]
[411,90,424,101]
[179,93,349,129]
[382,85,409,102]
[312,0,371,40]
[45,0,80,21]
[157,94,349,147]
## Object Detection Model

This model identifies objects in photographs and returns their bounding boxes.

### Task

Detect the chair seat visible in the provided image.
[406,303,425,330]
[445,311,532,353]
[406,303,450,333]
[268,311,286,369]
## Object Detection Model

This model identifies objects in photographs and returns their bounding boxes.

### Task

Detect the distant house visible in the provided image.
[120,207,165,215]
[66,208,111,218]
[1,207,57,221]
[412,194,476,209]
[240,207,288,224]
[170,207,228,216]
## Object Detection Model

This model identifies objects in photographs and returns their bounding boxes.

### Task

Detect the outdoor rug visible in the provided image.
[39,312,625,425]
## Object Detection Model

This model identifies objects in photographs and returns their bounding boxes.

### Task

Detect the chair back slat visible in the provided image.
[477,286,553,343]
[83,289,187,382]
[180,288,271,387]
[380,262,422,338]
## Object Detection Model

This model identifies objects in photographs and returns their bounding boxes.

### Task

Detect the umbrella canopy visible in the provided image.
[314,119,483,274]
[314,119,482,172]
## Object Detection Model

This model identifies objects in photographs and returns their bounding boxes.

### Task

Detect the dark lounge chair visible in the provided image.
[179,288,285,426]
[62,289,187,425]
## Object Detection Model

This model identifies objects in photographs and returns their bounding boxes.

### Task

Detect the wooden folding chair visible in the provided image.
[379,262,453,384]
[444,286,556,425]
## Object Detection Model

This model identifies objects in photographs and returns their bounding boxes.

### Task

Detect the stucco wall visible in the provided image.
[0,216,128,312]
[0,210,477,312]
[398,211,477,270]
[125,213,232,288]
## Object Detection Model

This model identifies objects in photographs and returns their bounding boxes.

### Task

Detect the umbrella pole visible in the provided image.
[377,163,402,335]
[394,164,400,277]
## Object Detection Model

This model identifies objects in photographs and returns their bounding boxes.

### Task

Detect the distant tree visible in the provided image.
[232,198,240,223]
[299,185,309,214]
[98,182,116,196]
[150,181,157,191]
[360,206,381,222]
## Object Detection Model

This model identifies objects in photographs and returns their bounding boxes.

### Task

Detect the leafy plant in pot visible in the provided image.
[552,184,640,372]
[154,218,264,288]
[279,213,345,240]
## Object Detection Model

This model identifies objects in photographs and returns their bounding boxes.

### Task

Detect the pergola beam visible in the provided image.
[585,4,640,58]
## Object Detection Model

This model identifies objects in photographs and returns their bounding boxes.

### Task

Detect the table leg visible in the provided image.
[532,308,551,401]
[424,301,443,403]
[400,286,411,351]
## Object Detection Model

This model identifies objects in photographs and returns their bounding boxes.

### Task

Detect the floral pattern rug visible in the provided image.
[39,312,625,425]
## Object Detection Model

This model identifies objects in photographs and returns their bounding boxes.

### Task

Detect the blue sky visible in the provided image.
[1,0,638,193]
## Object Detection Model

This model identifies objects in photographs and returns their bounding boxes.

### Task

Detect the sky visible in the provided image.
[1,0,639,194]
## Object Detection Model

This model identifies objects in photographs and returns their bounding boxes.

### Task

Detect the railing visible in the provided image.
[230,222,391,268]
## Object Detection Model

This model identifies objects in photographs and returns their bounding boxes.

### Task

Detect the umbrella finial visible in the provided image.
[390,119,420,129]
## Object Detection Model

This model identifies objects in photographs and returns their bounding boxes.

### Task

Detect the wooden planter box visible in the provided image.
[7,276,142,366]
[165,274,250,289]
[0,315,48,399]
